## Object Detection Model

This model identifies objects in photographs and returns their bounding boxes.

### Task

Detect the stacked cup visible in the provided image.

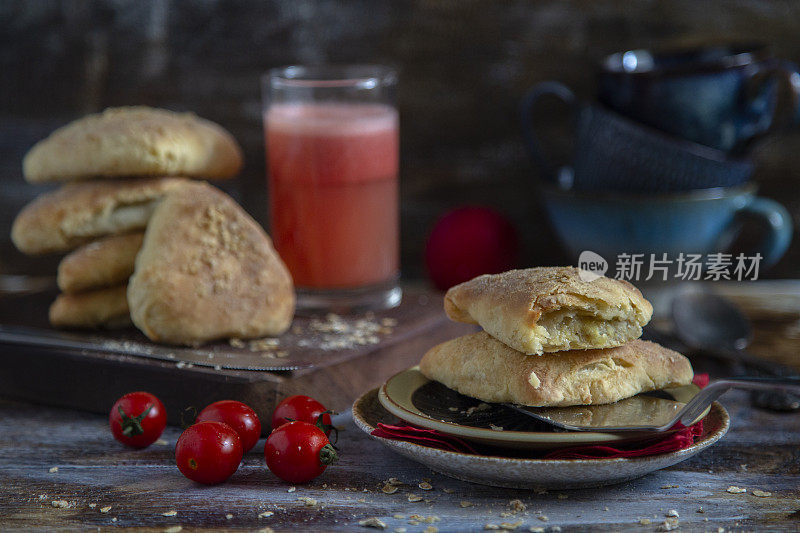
[521,44,795,269]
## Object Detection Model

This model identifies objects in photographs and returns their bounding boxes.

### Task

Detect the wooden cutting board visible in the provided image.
[0,286,476,430]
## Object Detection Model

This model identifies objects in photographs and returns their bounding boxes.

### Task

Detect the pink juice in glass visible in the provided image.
[266,102,399,289]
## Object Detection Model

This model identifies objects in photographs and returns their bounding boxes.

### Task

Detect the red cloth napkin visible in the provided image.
[371,373,710,460]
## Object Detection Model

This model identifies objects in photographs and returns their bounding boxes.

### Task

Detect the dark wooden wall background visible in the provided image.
[2,0,800,280]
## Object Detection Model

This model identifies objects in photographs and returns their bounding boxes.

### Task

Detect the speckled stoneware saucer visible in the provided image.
[379,367,706,450]
[353,388,730,490]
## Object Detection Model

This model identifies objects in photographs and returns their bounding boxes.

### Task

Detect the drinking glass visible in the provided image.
[263,65,401,313]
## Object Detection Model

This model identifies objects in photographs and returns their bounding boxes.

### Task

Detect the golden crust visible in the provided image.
[444,267,653,354]
[128,182,295,345]
[49,285,131,329]
[23,106,243,183]
[57,233,143,293]
[11,177,188,255]
[419,332,693,407]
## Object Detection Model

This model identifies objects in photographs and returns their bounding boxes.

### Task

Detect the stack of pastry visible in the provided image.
[11,107,294,345]
[420,267,693,407]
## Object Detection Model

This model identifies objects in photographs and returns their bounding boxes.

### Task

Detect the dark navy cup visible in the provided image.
[540,183,792,268]
[598,44,800,154]
[521,81,754,193]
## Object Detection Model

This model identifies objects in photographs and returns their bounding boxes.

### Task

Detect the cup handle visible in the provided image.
[732,196,794,268]
[519,81,577,181]
[744,60,800,148]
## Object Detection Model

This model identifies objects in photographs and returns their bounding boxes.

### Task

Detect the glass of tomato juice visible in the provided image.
[262,65,401,312]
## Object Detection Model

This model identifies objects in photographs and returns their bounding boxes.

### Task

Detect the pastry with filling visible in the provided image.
[49,285,131,329]
[11,177,187,255]
[445,266,653,355]
[57,233,143,293]
[128,182,294,345]
[23,106,243,183]
[419,331,693,407]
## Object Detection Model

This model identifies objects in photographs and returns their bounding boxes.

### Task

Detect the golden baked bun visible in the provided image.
[419,332,693,407]
[11,177,187,255]
[57,233,143,293]
[49,285,131,329]
[128,182,294,345]
[23,106,243,183]
[445,267,653,355]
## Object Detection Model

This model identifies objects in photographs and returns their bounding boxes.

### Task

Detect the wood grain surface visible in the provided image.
[1,284,799,530]
[0,388,798,532]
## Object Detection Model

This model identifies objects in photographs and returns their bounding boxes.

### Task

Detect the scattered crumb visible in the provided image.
[550,527,562,533]
[111,517,117,522]
[538,515,549,522]
[739,464,748,471]
[358,498,366,503]
[465,403,491,416]
[660,484,678,489]
[385,477,403,486]
[500,521,523,530]
[51,500,70,509]
[442,488,454,494]
[752,489,772,497]
[214,365,222,370]
[603,507,609,511]
[490,424,504,431]
[534,488,548,495]
[529,528,545,533]
[297,497,317,507]
[393,514,405,519]
[258,528,275,533]
[48,466,58,473]
[100,506,112,513]
[164,527,182,533]
[408,494,423,502]
[461,501,474,508]
[229,338,246,348]
[155,439,169,446]
[359,517,387,529]
[395,529,407,533]
[665,510,679,518]
[658,520,679,531]
[419,482,433,491]
[500,512,513,518]
[258,511,274,518]
[381,484,398,494]
[88,503,96,509]
[639,518,652,525]
[424,516,441,523]
[287,486,296,493]
[226,514,233,519]
[162,510,178,517]
[485,525,500,531]
[509,499,526,513]
[557,493,568,499]
[423,527,438,533]
[727,486,747,494]
[448,407,459,412]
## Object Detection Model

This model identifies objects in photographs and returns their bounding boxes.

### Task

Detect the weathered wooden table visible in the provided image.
[1,283,800,531]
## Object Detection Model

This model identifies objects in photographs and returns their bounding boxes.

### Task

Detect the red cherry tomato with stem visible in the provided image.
[196,400,261,452]
[272,395,333,436]
[264,421,338,484]
[175,421,243,485]
[109,391,167,449]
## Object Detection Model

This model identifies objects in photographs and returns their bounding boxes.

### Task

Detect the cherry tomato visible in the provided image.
[271,395,332,435]
[175,421,243,485]
[196,400,261,453]
[109,391,167,449]
[264,421,338,484]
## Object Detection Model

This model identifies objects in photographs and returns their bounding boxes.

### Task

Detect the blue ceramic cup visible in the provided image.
[540,183,792,268]
[598,44,800,154]
[521,81,754,193]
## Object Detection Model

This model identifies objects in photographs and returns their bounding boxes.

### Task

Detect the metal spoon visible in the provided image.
[511,377,800,432]
[672,289,800,411]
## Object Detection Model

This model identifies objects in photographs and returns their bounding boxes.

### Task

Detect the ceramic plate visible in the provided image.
[378,367,705,449]
[354,387,730,489]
